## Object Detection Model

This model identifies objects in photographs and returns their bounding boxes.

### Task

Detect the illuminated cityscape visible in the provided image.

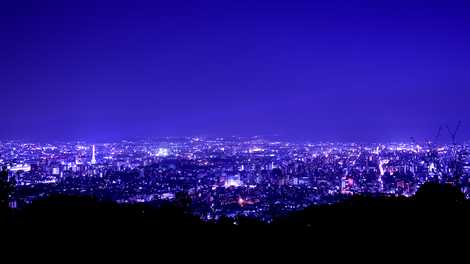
[2,0,470,245]
[2,137,469,221]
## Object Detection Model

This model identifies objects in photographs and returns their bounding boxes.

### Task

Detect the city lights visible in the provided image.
[0,137,468,221]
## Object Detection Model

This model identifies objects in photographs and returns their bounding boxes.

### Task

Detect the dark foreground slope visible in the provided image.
[1,183,469,246]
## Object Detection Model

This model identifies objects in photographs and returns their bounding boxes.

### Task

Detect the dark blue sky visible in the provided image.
[2,0,470,142]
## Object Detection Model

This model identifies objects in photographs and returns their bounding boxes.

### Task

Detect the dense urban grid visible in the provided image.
[1,137,470,222]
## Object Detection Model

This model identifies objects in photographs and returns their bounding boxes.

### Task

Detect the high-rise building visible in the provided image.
[91,145,97,165]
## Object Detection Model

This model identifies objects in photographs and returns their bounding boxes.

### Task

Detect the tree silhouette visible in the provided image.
[414,182,465,207]
[0,167,12,208]
[175,191,192,212]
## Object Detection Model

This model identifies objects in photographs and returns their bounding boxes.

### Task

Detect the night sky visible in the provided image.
[2,0,470,142]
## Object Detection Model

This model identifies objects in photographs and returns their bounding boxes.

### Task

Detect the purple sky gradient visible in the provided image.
[2,0,470,142]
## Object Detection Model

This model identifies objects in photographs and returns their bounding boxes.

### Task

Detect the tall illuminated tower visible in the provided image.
[91,145,97,165]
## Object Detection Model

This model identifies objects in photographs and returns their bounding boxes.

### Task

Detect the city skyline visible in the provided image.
[2,137,469,221]
[3,0,470,244]
[0,133,467,145]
